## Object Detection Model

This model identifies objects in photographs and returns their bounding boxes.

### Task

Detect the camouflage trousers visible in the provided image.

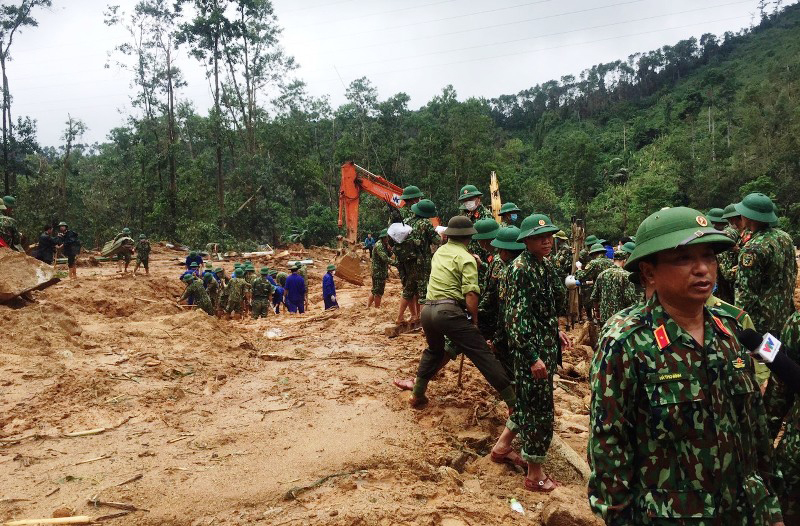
[776,426,800,523]
[399,261,420,301]
[196,297,214,316]
[251,299,270,319]
[208,291,219,311]
[225,297,244,314]
[371,275,386,296]
[513,364,555,463]
[418,256,432,301]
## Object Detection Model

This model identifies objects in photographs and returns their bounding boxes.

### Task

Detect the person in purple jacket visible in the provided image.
[323,264,339,310]
[284,263,306,314]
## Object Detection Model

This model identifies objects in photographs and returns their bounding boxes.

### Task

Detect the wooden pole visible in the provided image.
[456,354,465,388]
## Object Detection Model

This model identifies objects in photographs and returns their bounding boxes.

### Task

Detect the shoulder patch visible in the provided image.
[741,252,755,268]
[654,325,670,350]
[712,315,731,336]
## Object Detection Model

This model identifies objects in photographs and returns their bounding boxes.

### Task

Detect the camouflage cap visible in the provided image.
[472,218,500,240]
[624,206,735,272]
[517,214,559,241]
[457,184,483,201]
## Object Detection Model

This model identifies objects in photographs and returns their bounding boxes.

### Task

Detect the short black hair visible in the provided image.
[448,234,472,244]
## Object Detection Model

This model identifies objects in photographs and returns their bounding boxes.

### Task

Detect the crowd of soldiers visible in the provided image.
[379,186,798,523]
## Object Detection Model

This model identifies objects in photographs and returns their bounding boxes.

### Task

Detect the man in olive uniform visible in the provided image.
[503,214,571,492]
[369,228,393,308]
[576,243,613,321]
[498,202,521,227]
[251,267,274,319]
[734,193,797,339]
[590,242,638,325]
[406,199,441,305]
[133,234,151,276]
[763,311,800,523]
[588,206,783,525]
[179,274,213,315]
[0,196,22,250]
[399,216,516,412]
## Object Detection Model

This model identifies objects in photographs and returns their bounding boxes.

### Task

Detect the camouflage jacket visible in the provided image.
[590,266,639,325]
[371,241,392,280]
[0,215,21,249]
[478,256,507,342]
[552,243,573,281]
[135,240,151,259]
[180,279,212,311]
[464,204,494,279]
[735,227,797,336]
[764,311,800,440]
[251,277,274,300]
[226,277,249,306]
[588,294,783,525]
[576,256,614,299]
[502,251,566,367]
[406,215,440,264]
[717,227,739,283]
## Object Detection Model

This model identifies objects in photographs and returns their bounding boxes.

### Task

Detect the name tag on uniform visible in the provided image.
[647,371,689,384]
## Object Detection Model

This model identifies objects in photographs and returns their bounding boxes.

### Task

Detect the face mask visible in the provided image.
[464,200,478,212]
[510,214,518,222]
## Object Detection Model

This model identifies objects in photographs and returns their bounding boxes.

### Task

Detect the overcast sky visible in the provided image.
[8,0,773,147]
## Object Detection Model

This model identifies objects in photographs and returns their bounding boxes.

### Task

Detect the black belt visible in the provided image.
[425,299,459,306]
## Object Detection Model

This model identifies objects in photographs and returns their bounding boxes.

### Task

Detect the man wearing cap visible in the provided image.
[503,214,571,492]
[179,274,213,315]
[133,234,151,276]
[499,202,521,227]
[578,234,599,267]
[225,268,248,319]
[269,270,286,314]
[552,230,573,284]
[284,263,306,314]
[34,225,57,264]
[400,216,516,413]
[406,198,441,307]
[472,218,499,293]
[706,208,735,303]
[590,242,638,325]
[0,196,21,250]
[214,268,229,313]
[56,221,80,279]
[369,229,393,308]
[458,185,494,282]
[734,193,797,340]
[251,268,275,319]
[588,206,783,525]
[185,250,203,270]
[323,264,339,310]
[576,243,614,321]
[398,185,424,221]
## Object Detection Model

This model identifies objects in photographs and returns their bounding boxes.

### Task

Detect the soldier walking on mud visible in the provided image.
[134,234,151,276]
[368,228,393,308]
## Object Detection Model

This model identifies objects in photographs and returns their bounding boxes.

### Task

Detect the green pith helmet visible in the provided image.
[206,262,213,269]
[190,251,198,257]
[245,263,255,272]
[706,208,726,224]
[457,184,483,201]
[189,262,199,268]
[234,268,244,277]
[400,185,424,200]
[622,241,637,254]
[499,202,521,215]
[139,234,146,239]
[268,269,277,276]
[3,195,15,208]
[378,228,388,239]
[517,214,559,241]
[735,193,778,224]
[588,243,607,255]
[472,218,500,240]
[234,263,242,269]
[442,215,477,237]
[411,199,437,218]
[58,221,68,227]
[624,206,735,272]
[584,235,598,246]
[327,264,336,271]
[181,274,193,282]
[122,227,131,234]
[491,226,525,251]
[214,267,224,274]
[290,263,300,271]
[260,267,269,275]
[554,230,568,241]
[722,203,740,219]
[0,202,5,210]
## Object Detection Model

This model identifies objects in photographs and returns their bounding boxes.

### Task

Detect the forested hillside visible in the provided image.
[8,1,800,248]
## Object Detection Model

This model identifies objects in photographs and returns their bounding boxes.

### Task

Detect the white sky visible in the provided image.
[8,0,771,147]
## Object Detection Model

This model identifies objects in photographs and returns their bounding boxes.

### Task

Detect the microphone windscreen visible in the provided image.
[737,328,763,352]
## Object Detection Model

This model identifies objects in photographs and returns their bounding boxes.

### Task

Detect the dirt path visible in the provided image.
[0,246,598,525]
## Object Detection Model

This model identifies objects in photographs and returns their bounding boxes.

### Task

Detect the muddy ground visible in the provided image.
[1,245,601,525]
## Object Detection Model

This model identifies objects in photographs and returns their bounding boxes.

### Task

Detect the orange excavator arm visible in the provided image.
[338,161,406,244]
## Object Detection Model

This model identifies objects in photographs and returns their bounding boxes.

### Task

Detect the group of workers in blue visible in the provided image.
[180,250,339,316]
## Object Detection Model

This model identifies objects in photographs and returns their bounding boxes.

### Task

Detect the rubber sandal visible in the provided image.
[490,448,527,468]
[524,476,558,493]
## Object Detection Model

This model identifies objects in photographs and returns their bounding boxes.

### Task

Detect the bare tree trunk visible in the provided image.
[1,53,9,195]
[214,34,224,218]
[166,46,177,237]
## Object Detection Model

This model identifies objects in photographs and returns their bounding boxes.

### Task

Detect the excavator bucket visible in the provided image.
[335,252,364,286]
[0,247,59,303]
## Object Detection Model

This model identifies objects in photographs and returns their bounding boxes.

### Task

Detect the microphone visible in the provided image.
[738,328,800,392]
[738,329,781,364]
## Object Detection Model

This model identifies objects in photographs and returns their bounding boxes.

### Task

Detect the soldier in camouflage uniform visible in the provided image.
[225,268,248,319]
[578,234,600,267]
[215,268,229,313]
[369,229,393,308]
[498,202,521,227]
[763,311,800,523]
[503,214,570,492]
[734,193,797,338]
[576,243,613,321]
[133,234,151,276]
[588,206,783,525]
[0,196,22,250]
[706,208,736,303]
[552,230,573,283]
[251,268,275,319]
[591,243,638,326]
[472,218,499,294]
[397,185,424,222]
[458,184,494,283]
[179,274,213,315]
[406,199,441,305]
